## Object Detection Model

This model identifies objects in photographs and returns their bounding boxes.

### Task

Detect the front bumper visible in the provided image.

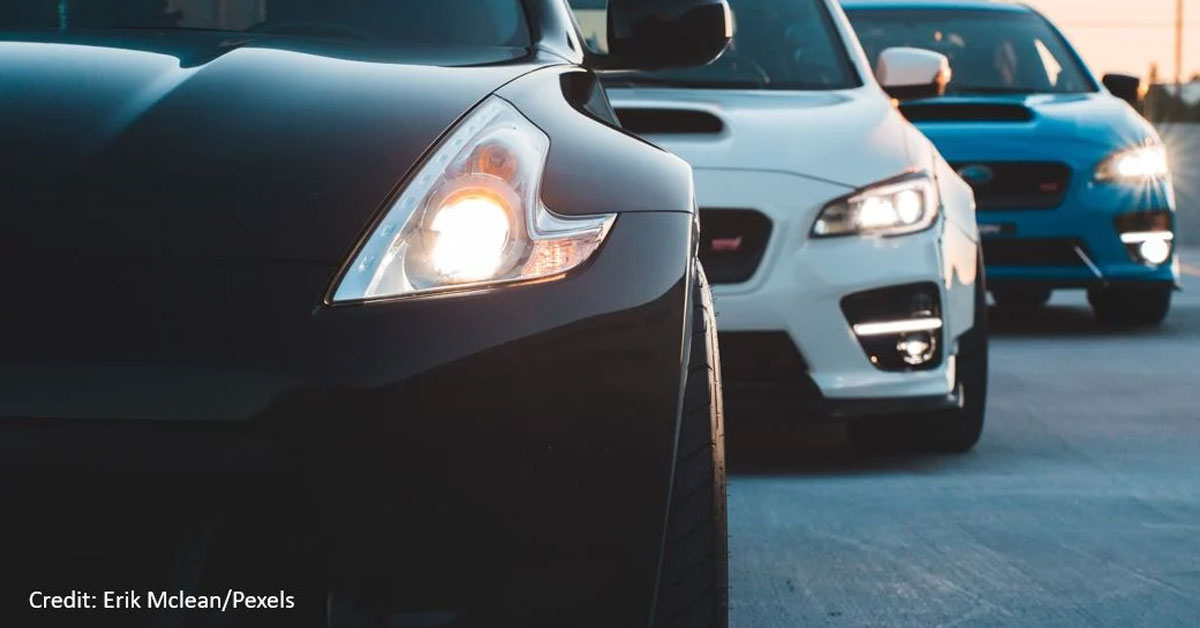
[975,170,1177,289]
[0,212,696,626]
[693,169,976,413]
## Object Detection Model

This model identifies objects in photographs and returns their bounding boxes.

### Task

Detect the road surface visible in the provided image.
[728,251,1200,627]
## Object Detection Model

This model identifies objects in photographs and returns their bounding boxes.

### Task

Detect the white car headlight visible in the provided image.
[812,174,939,238]
[1095,144,1169,182]
[332,97,615,302]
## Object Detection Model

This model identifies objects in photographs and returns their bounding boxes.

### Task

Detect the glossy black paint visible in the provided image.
[500,67,696,217]
[0,3,704,624]
[0,213,697,625]
[0,32,549,264]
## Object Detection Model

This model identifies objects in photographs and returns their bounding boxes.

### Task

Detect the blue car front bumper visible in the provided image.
[977,179,1178,289]
[917,107,1180,291]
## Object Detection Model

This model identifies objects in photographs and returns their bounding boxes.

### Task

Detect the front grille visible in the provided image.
[951,162,1071,210]
[698,209,772,284]
[982,239,1088,267]
[717,332,810,384]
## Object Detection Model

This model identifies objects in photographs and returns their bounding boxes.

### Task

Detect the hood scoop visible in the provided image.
[616,108,725,135]
[899,102,1034,123]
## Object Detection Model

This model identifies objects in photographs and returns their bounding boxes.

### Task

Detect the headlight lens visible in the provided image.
[812,174,939,238]
[332,97,615,302]
[1095,144,1169,182]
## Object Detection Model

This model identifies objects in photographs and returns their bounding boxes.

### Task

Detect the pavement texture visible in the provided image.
[726,249,1200,628]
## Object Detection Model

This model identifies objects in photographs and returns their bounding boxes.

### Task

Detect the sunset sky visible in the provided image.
[1027,0,1198,82]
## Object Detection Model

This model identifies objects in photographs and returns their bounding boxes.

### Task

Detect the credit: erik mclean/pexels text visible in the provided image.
[28,590,296,612]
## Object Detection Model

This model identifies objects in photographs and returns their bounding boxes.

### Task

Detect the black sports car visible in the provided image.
[0,1,731,626]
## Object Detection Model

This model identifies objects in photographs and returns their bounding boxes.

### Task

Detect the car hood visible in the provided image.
[0,32,545,264]
[606,86,920,189]
[906,92,1159,162]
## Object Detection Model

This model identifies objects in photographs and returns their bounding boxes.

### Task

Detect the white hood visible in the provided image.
[608,86,922,189]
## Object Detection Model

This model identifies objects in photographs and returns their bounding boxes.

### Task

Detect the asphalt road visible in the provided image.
[727,250,1200,627]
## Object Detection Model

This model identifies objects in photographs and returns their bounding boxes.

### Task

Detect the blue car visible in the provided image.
[843,0,1177,326]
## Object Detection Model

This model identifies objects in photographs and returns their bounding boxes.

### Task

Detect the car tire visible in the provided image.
[848,260,989,454]
[653,265,728,628]
[991,286,1051,309]
[916,275,989,454]
[1088,285,1172,328]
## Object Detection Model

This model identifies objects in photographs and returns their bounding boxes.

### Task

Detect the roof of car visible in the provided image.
[839,0,1033,13]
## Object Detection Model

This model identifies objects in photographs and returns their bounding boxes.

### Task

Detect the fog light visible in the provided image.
[1121,231,1173,265]
[1138,238,1172,265]
[897,332,936,366]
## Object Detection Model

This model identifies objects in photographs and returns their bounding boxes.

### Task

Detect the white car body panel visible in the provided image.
[605,0,981,408]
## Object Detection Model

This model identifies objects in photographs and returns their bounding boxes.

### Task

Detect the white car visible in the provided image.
[572,0,987,451]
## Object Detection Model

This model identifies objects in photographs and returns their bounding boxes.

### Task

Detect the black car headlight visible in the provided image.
[812,174,939,238]
[332,97,615,302]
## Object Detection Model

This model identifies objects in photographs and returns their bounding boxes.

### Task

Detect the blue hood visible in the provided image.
[906,92,1159,165]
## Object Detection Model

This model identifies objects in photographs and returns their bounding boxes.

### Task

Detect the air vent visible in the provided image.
[982,239,1089,267]
[615,108,724,135]
[899,103,1034,123]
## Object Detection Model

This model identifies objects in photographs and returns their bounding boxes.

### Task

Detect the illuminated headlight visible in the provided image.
[1121,231,1174,265]
[1095,144,1169,182]
[332,97,615,302]
[812,174,939,238]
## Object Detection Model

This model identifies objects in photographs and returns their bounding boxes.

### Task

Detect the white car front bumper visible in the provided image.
[697,168,976,412]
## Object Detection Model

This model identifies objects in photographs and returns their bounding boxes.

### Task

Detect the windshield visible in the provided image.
[846,9,1096,95]
[0,0,530,47]
[571,0,861,90]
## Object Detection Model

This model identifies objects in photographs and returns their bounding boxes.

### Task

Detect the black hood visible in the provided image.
[0,32,548,264]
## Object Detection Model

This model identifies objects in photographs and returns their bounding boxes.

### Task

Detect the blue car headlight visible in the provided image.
[1094,143,1169,183]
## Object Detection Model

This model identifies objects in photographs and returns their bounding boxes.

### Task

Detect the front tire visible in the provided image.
[653,266,728,628]
[1088,285,1172,328]
[849,261,989,454]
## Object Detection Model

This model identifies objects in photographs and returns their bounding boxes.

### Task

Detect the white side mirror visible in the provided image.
[876,47,952,101]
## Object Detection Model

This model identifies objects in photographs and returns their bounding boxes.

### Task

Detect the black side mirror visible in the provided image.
[593,0,732,71]
[1103,73,1142,106]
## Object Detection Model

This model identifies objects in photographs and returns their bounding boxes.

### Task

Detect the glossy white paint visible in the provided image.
[608,0,981,405]
[875,47,952,90]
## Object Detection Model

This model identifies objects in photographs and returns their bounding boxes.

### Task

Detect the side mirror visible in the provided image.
[1102,73,1142,106]
[876,47,952,101]
[594,0,732,71]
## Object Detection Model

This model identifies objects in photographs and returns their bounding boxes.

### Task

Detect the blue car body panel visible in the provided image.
[912,93,1176,286]
[842,0,1179,289]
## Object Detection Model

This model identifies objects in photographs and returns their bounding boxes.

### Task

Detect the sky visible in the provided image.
[1028,0,1198,82]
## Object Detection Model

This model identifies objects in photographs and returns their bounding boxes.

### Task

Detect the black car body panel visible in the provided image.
[0,2,706,624]
[0,32,552,264]
[500,68,696,217]
[2,211,694,626]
